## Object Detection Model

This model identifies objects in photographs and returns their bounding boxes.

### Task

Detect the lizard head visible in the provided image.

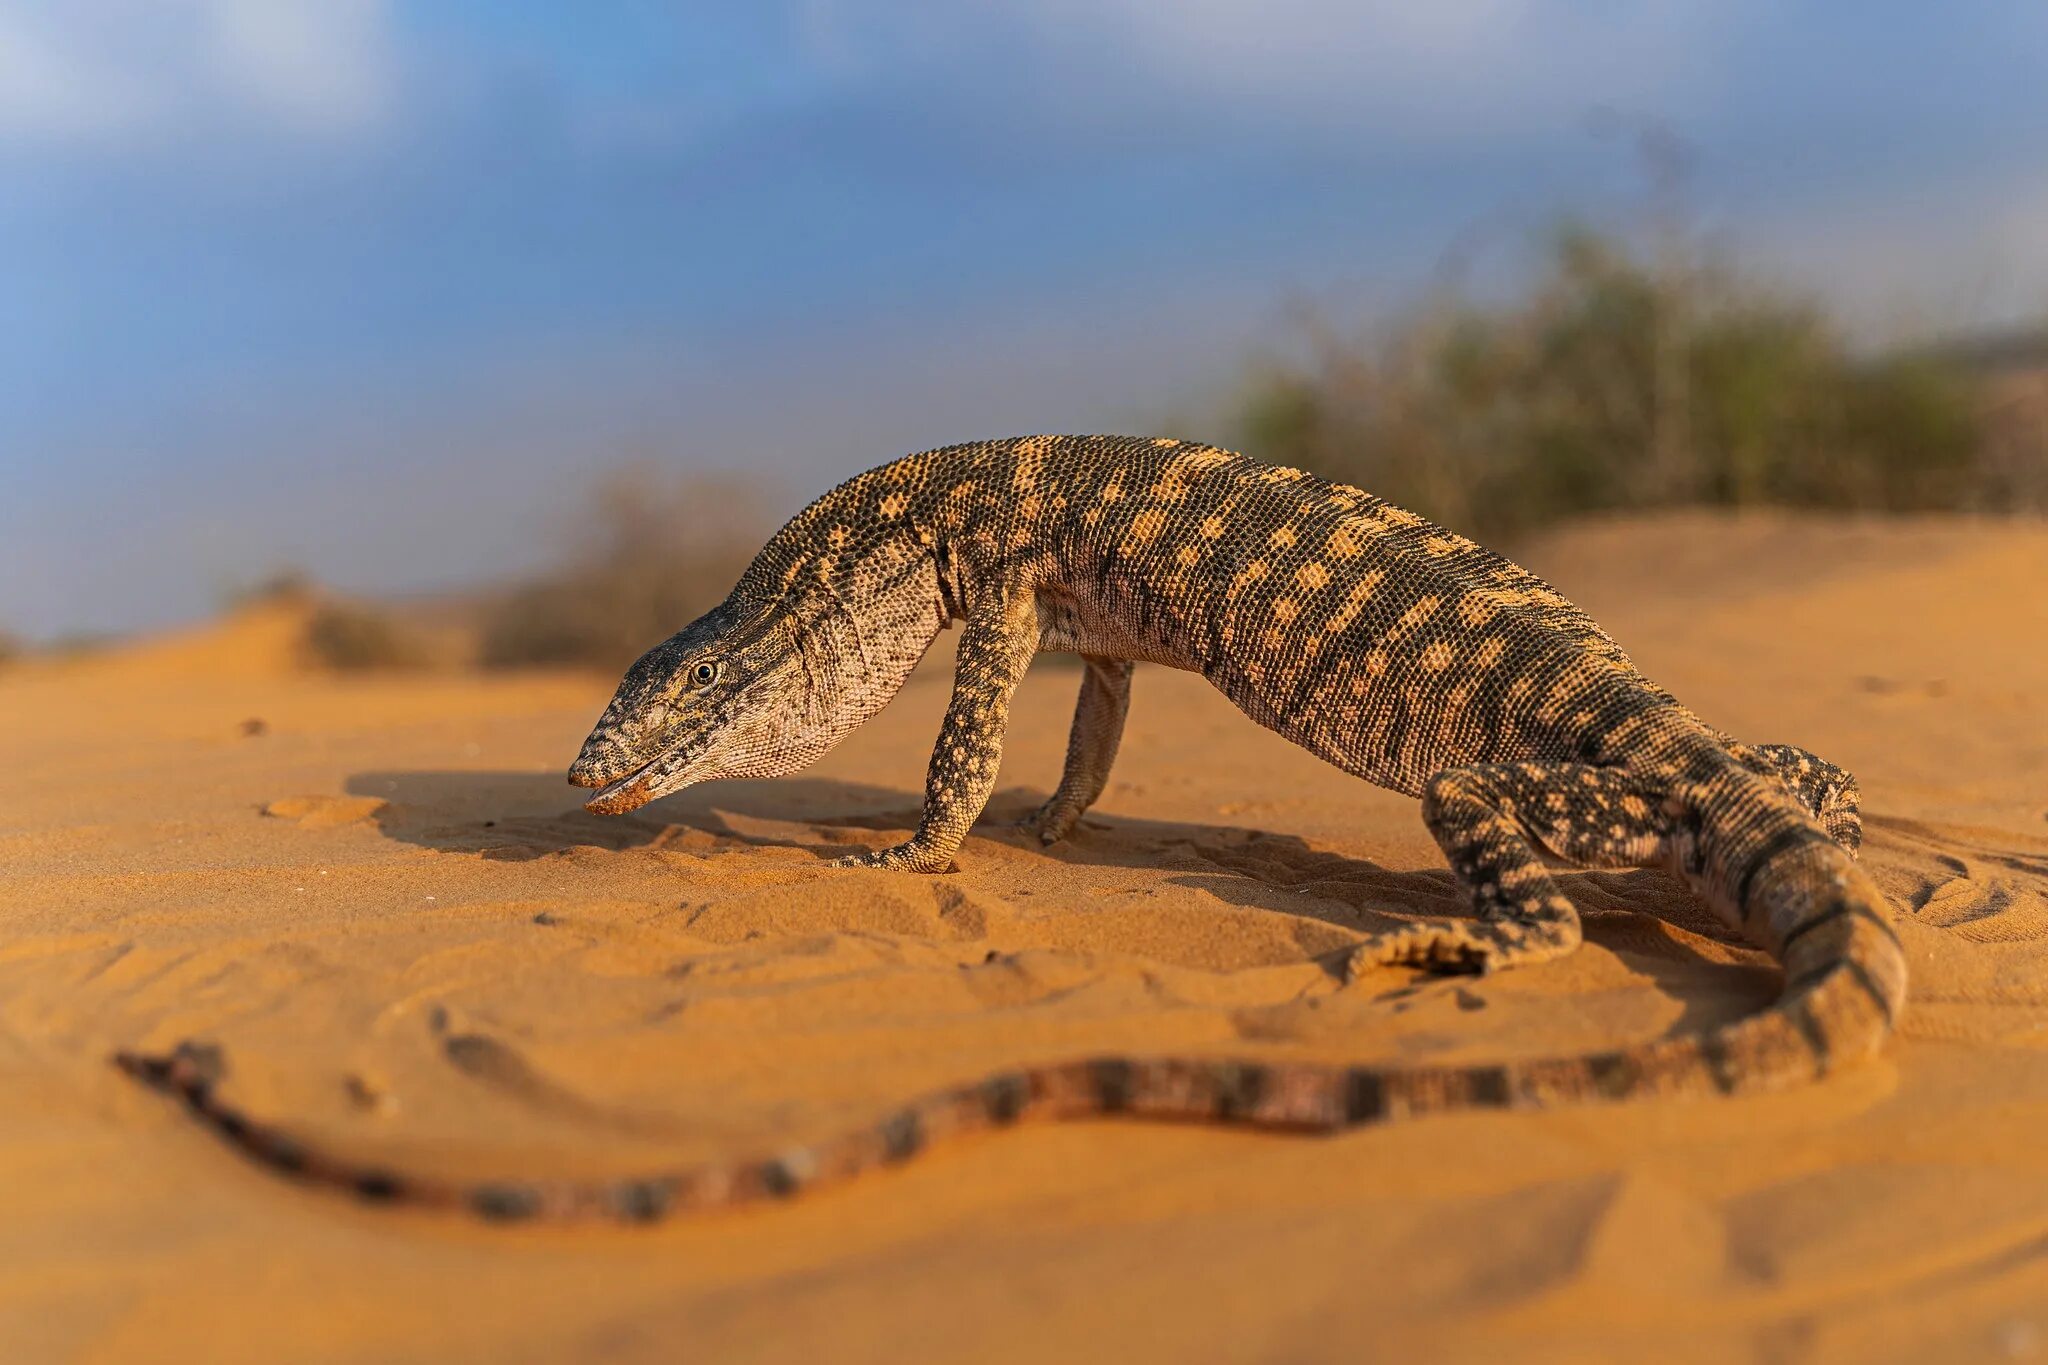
[567,600,829,815]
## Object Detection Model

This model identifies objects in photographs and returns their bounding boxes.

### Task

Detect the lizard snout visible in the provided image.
[568,732,628,788]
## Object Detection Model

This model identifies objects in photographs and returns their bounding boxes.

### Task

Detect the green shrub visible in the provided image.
[1236,225,1991,537]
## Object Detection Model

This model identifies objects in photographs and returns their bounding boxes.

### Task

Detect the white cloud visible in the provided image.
[0,12,154,136]
[197,0,394,132]
[0,0,395,144]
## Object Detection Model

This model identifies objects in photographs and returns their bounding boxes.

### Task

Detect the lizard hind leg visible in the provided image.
[1737,742,1861,855]
[1019,655,1133,846]
[1348,762,1676,981]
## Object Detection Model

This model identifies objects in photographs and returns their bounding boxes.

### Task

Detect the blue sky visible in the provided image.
[4,2,2046,638]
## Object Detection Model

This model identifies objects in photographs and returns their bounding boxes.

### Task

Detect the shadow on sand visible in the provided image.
[342,765,1756,1022]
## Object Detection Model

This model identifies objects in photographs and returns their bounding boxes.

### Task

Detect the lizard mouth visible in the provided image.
[582,755,665,815]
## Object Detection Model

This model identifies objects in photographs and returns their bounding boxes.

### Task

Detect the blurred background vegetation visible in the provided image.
[476,471,776,672]
[1236,224,2039,542]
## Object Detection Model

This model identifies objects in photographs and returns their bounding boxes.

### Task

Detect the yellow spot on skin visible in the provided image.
[1270,525,1297,548]
[827,526,850,548]
[1129,509,1166,542]
[1420,642,1454,671]
[1099,483,1122,503]
[1392,595,1440,636]
[1621,794,1649,819]
[1200,516,1226,539]
[1473,638,1505,668]
[879,492,907,517]
[1366,648,1388,677]
[1327,526,1361,558]
[1459,595,1500,627]
[1261,627,1285,651]
[1381,506,1424,528]
[1175,544,1199,567]
[1020,493,1042,520]
[1326,571,1382,635]
[1274,598,1299,623]
[1296,562,1329,591]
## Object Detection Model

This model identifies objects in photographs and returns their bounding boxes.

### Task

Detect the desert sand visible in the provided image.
[3,511,2046,1364]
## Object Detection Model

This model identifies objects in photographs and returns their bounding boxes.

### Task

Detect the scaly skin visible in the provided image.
[122,436,1903,1221]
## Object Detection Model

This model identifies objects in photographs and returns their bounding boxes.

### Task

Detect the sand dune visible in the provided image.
[2,512,2046,1364]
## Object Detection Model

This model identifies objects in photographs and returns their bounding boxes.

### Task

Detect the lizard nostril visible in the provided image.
[568,740,614,787]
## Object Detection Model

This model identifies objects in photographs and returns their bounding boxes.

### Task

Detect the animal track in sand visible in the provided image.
[1865,818,2048,944]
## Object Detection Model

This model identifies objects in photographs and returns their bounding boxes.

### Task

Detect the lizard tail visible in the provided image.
[114,761,1903,1222]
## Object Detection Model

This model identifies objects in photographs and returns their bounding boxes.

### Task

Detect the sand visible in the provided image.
[2,511,2046,1364]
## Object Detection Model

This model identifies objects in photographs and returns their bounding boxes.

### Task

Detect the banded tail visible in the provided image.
[115,773,1903,1223]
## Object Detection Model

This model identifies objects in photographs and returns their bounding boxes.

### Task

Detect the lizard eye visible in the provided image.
[689,660,722,688]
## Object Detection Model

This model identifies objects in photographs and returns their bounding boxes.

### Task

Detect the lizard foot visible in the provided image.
[1342,913,1577,983]
[829,842,957,874]
[1015,799,1083,846]
[1342,922,1509,982]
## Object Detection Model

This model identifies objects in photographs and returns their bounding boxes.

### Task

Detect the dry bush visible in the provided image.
[301,601,431,671]
[1238,225,1991,540]
[225,568,318,610]
[481,469,775,671]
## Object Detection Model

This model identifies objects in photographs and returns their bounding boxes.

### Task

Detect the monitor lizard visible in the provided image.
[121,435,1903,1221]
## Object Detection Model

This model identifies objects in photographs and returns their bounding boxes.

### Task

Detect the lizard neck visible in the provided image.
[748,527,952,759]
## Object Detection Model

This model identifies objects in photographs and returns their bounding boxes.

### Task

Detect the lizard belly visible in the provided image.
[1033,585,1203,670]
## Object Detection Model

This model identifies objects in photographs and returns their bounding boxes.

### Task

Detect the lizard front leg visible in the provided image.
[1020,655,1132,846]
[834,588,1040,873]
